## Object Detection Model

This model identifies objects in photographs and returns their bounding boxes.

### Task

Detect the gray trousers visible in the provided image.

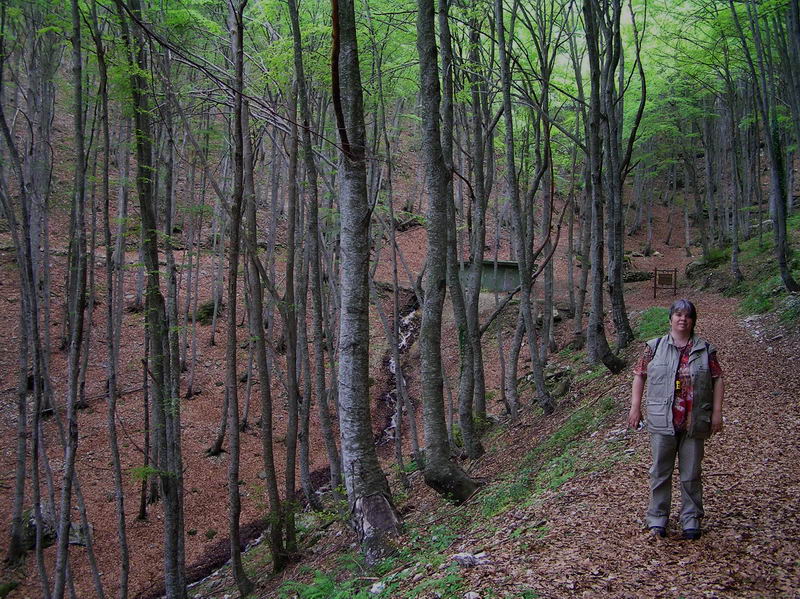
[646,432,705,530]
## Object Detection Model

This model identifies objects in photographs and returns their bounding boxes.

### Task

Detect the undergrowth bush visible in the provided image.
[279,571,374,599]
[729,212,800,323]
[703,247,730,268]
[196,300,218,325]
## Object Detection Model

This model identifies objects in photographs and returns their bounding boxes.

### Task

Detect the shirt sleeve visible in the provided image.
[709,351,722,378]
[633,344,653,376]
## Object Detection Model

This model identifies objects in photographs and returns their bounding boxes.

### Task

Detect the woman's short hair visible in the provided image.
[669,298,697,321]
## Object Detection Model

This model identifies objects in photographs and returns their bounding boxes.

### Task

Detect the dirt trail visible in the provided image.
[450,277,800,597]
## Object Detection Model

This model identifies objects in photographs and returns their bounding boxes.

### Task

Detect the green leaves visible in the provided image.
[128,465,169,481]
[163,3,223,37]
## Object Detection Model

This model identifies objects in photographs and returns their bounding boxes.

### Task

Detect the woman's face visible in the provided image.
[670,309,693,336]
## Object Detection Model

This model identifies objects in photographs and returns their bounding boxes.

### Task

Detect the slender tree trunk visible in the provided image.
[584,0,625,373]
[115,1,185,593]
[465,20,489,423]
[53,2,88,592]
[730,0,798,290]
[416,0,480,502]
[287,0,342,494]
[89,3,129,593]
[297,247,321,510]
[225,3,253,593]
[441,2,483,458]
[6,289,28,566]
[241,101,287,572]
[283,96,301,555]
[500,5,556,413]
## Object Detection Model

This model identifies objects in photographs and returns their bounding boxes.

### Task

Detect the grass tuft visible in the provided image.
[636,306,669,341]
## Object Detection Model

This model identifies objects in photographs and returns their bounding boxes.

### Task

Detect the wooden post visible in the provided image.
[653,267,657,299]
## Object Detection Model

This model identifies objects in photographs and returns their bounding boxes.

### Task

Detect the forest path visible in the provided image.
[454,286,800,597]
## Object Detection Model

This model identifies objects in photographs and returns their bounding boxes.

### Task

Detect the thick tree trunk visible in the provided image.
[333,0,401,562]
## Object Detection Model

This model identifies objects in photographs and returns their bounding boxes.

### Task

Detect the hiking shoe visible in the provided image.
[649,526,666,538]
[682,528,701,540]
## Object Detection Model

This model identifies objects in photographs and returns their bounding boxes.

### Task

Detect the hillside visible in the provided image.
[121,206,800,597]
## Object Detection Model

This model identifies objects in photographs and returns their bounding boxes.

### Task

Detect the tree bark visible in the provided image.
[287,0,342,494]
[332,0,401,562]
[416,0,481,502]
[583,0,626,373]
[224,1,253,593]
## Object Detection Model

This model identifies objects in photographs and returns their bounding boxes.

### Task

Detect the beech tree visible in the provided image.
[416,0,481,502]
[332,0,401,562]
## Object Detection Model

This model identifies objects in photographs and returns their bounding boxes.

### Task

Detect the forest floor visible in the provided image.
[2,183,799,598]
[181,211,800,598]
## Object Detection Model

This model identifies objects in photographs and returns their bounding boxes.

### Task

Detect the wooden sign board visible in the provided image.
[653,268,677,298]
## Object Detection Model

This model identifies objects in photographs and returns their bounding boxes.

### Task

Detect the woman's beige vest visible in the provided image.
[645,334,715,439]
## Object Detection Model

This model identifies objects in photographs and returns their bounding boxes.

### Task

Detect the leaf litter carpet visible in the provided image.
[445,289,800,598]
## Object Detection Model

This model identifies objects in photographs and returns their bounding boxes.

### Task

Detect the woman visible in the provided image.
[628,299,724,540]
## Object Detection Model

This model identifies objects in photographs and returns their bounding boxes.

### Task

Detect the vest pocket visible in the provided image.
[689,405,711,437]
[646,398,671,430]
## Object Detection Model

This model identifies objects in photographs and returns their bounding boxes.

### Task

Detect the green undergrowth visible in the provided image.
[698,213,800,325]
[271,387,625,599]
[636,306,670,340]
[278,547,465,599]
[574,363,607,384]
[476,395,619,519]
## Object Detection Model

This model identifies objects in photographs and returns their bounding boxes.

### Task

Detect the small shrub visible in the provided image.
[279,571,373,599]
[407,568,464,598]
[739,275,783,315]
[204,528,217,540]
[401,459,419,474]
[703,247,729,268]
[474,413,494,434]
[779,294,800,325]
[196,300,220,325]
[427,523,461,551]
[575,366,605,384]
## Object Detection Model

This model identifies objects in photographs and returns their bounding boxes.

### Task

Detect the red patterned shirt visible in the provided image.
[634,340,722,431]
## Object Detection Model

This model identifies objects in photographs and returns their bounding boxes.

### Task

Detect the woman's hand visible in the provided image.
[627,406,642,429]
[629,373,645,429]
[711,410,723,434]
[711,377,724,434]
